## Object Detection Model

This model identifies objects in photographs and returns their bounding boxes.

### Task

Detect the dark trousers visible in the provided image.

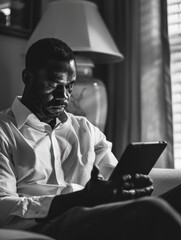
[160,183,181,213]
[29,184,181,240]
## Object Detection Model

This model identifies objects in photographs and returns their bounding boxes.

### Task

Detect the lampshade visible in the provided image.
[26,0,124,64]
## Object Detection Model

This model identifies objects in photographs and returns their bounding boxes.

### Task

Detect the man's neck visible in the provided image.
[49,119,56,129]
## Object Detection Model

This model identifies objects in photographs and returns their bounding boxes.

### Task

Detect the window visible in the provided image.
[167,0,181,168]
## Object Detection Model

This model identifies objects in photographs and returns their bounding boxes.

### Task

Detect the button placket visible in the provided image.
[51,131,66,186]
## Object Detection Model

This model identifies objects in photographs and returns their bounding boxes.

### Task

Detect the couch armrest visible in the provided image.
[0,229,55,239]
[149,168,181,196]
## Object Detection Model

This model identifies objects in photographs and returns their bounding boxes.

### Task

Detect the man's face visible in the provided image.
[27,59,76,122]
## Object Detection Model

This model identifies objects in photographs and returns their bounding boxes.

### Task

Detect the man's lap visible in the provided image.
[28,196,181,240]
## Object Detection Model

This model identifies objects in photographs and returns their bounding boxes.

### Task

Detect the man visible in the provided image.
[0,38,181,240]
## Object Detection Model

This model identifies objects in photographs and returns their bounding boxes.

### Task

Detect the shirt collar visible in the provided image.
[12,96,34,129]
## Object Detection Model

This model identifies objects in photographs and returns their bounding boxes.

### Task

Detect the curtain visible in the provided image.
[140,0,173,168]
[92,0,174,168]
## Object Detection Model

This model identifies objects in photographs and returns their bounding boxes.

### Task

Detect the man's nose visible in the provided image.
[53,85,68,99]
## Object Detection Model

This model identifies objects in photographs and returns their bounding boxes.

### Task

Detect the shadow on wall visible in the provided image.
[0,35,25,110]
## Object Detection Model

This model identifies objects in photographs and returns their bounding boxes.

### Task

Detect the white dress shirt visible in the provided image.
[0,97,117,229]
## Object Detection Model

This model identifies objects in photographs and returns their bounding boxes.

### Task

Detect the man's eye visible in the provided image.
[66,82,74,90]
[43,83,57,93]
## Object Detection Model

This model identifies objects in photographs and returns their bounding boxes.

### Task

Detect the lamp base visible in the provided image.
[66,75,107,132]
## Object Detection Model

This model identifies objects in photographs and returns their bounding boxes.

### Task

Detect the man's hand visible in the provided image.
[118,173,154,200]
[84,166,154,206]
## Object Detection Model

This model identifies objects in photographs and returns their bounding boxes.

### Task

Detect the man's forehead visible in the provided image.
[48,69,76,83]
[52,72,66,78]
[46,59,76,70]
[50,67,76,79]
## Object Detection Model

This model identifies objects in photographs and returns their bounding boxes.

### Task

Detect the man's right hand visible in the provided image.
[83,165,154,206]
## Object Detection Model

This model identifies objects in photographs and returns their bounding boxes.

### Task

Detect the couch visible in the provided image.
[150,167,181,196]
[0,229,54,240]
[0,167,180,239]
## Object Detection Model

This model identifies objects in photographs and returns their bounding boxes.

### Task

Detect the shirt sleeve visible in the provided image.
[83,118,118,180]
[0,134,54,229]
[95,138,118,179]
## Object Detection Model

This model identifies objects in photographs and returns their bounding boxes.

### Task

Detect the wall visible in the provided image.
[0,0,50,111]
[0,35,26,110]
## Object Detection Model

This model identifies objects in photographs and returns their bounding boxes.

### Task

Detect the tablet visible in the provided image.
[109,141,167,180]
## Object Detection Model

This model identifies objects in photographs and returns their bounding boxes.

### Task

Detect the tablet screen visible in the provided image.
[109,141,167,180]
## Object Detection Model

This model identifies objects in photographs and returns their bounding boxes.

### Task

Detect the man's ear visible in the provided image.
[22,69,32,85]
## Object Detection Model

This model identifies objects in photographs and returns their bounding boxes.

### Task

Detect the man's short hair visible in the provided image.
[25,38,75,71]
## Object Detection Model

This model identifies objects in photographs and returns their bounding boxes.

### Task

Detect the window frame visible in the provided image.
[167,0,181,168]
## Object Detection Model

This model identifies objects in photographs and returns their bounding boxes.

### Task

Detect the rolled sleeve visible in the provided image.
[95,139,118,179]
[0,195,54,229]
[89,122,118,179]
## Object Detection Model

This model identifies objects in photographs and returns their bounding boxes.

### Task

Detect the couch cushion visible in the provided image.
[150,168,181,196]
[0,229,54,240]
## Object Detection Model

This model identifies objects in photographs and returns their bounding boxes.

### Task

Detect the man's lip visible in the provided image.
[49,105,65,109]
[52,105,65,108]
[47,103,67,109]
